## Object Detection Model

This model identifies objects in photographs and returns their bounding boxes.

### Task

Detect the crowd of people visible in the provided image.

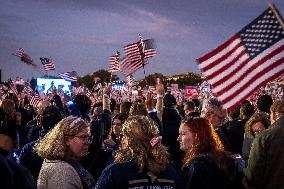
[0,78,283,189]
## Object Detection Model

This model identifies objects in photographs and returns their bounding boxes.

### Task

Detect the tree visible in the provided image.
[78,69,119,89]
[139,73,165,88]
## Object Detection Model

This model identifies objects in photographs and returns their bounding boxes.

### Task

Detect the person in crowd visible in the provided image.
[0,154,36,189]
[72,94,92,122]
[112,103,120,116]
[161,92,183,171]
[89,113,129,180]
[224,102,255,155]
[130,100,163,133]
[183,100,200,120]
[119,101,132,116]
[201,98,232,151]
[52,94,69,117]
[256,94,273,114]
[82,85,112,177]
[242,112,270,166]
[24,100,51,144]
[35,116,95,189]
[103,113,129,151]
[19,105,63,182]
[239,102,255,121]
[178,117,239,189]
[95,115,184,189]
[0,99,22,154]
[244,100,284,189]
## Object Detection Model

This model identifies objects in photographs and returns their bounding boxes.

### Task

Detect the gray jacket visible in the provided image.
[245,117,284,189]
[38,160,83,189]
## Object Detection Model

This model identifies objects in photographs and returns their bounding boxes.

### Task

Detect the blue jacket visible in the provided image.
[95,162,184,189]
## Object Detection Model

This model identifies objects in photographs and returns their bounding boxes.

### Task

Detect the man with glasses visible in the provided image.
[201,98,232,151]
[244,100,284,189]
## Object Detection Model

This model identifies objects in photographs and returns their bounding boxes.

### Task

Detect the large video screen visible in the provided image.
[37,78,72,94]
[112,83,125,90]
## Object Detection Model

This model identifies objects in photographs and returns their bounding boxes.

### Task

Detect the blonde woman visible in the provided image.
[95,115,183,189]
[35,116,95,189]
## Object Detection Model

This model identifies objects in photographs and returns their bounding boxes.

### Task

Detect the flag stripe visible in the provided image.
[209,39,284,86]
[207,52,249,83]
[201,42,243,72]
[223,65,284,110]
[197,35,239,65]
[213,40,284,93]
[217,55,284,102]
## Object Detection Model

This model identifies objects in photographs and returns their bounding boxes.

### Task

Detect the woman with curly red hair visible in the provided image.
[178,117,238,189]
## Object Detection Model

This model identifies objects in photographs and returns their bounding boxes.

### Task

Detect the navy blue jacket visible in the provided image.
[95,162,184,189]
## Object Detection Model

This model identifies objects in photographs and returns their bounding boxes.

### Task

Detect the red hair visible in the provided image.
[181,117,224,170]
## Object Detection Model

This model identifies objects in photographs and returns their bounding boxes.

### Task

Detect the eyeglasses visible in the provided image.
[252,128,264,136]
[74,135,93,143]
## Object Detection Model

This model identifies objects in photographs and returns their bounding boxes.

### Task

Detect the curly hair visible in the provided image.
[115,115,170,176]
[129,102,148,116]
[181,117,224,170]
[35,116,89,160]
[245,112,270,137]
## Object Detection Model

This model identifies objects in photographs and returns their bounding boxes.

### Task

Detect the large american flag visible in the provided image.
[121,38,157,76]
[40,57,55,71]
[197,5,284,111]
[109,52,120,73]
[59,71,78,82]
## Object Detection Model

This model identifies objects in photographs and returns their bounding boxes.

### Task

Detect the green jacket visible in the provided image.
[245,117,284,189]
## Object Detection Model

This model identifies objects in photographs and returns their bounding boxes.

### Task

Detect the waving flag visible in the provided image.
[197,5,284,111]
[30,94,41,107]
[126,75,136,86]
[13,48,37,68]
[109,51,120,73]
[121,38,157,76]
[119,57,143,77]
[14,48,25,58]
[59,71,78,82]
[40,57,55,71]
[143,38,157,59]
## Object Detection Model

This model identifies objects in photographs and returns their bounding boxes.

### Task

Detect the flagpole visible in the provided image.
[109,73,112,84]
[269,3,284,30]
[138,34,147,86]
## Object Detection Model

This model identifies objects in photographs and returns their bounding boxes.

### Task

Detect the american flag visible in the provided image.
[119,57,143,77]
[126,75,136,86]
[59,71,78,82]
[143,38,157,59]
[15,48,25,57]
[109,52,120,73]
[121,38,157,76]
[197,5,284,111]
[30,94,41,107]
[40,57,55,71]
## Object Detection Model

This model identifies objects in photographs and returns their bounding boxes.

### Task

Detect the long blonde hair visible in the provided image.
[115,115,170,176]
[35,116,89,160]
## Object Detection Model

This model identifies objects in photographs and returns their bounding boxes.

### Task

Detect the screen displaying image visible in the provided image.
[112,83,125,90]
[37,78,72,94]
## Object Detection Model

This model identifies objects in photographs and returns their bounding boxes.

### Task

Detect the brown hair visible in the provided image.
[129,102,148,116]
[245,112,270,137]
[115,115,169,176]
